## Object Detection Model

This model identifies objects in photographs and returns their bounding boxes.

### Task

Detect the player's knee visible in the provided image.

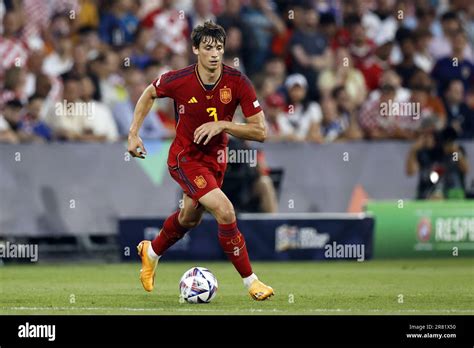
[178,213,202,230]
[215,205,236,224]
[181,217,202,229]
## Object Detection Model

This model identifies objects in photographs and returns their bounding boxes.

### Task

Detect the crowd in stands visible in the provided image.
[0,0,473,144]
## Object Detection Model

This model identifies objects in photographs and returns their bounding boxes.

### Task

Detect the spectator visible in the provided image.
[400,2,435,34]
[319,12,338,48]
[98,0,139,47]
[0,113,19,143]
[188,0,216,30]
[254,74,280,102]
[25,49,46,98]
[34,72,63,124]
[42,34,74,77]
[347,15,376,71]
[1,67,28,107]
[20,0,50,47]
[0,11,29,79]
[282,74,323,142]
[1,99,47,142]
[88,51,125,108]
[395,30,420,88]
[141,0,190,56]
[362,0,398,47]
[320,97,345,143]
[112,68,171,139]
[217,0,243,31]
[130,27,155,70]
[80,75,119,142]
[264,56,286,86]
[263,92,298,142]
[429,11,473,62]
[330,86,363,141]
[0,100,23,143]
[70,43,89,77]
[47,74,105,142]
[413,28,435,73]
[346,15,382,91]
[359,83,406,140]
[366,69,411,104]
[442,79,474,139]
[76,0,100,29]
[408,69,447,128]
[222,26,245,72]
[318,47,367,107]
[289,6,330,100]
[431,30,474,96]
[77,26,102,60]
[241,0,286,77]
[21,94,53,141]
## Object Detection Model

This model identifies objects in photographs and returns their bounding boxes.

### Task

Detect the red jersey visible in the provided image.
[153,64,263,172]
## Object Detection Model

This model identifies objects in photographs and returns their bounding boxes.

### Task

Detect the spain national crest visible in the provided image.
[220,87,232,104]
[194,175,207,189]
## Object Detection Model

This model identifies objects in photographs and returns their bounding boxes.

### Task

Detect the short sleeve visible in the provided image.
[152,71,174,99]
[238,75,262,118]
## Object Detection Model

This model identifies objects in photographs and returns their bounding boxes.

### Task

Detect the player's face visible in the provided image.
[194,37,224,72]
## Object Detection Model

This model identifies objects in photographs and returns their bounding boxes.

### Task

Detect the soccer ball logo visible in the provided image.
[179,267,218,303]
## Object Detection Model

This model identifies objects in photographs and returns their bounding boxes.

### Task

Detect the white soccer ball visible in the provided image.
[179,267,218,304]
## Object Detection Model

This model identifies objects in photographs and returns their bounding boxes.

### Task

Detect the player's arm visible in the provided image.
[194,111,266,145]
[222,112,266,142]
[127,84,157,159]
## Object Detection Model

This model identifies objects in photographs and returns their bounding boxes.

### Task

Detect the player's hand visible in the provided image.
[194,121,225,145]
[128,133,147,159]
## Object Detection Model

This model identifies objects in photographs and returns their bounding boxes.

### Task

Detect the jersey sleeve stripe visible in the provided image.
[161,65,195,84]
[164,69,195,84]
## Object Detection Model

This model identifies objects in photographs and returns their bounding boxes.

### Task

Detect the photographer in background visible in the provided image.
[406,120,469,199]
[221,137,279,213]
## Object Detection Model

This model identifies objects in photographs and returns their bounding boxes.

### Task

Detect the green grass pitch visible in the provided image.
[0,258,472,315]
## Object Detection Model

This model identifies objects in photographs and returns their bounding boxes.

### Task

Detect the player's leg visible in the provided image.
[253,175,278,213]
[138,194,205,292]
[198,188,274,300]
[150,193,205,255]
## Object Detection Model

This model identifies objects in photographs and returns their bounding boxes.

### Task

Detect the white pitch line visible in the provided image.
[1,307,473,313]
[1,306,284,313]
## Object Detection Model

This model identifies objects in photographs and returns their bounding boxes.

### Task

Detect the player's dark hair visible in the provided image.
[191,21,226,48]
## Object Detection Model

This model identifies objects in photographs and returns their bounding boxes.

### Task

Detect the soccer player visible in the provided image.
[127,21,274,301]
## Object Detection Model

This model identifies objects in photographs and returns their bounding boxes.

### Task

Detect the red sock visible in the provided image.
[218,221,253,278]
[151,211,189,256]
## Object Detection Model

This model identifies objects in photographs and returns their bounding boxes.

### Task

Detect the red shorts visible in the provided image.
[169,160,225,202]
